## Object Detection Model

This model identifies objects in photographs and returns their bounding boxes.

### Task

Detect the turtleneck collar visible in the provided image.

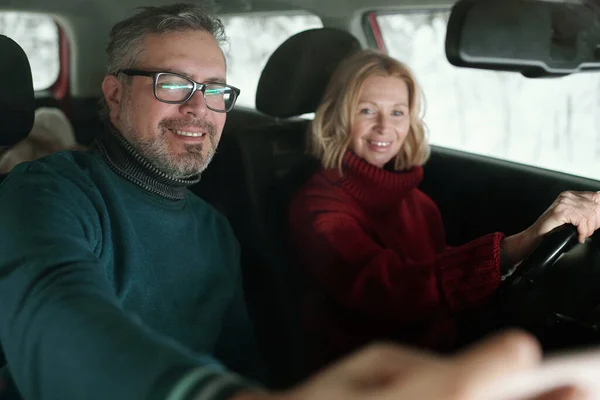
[325,151,423,208]
[94,122,201,201]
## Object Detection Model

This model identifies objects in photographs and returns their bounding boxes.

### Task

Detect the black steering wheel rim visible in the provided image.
[491,224,600,349]
[502,224,579,290]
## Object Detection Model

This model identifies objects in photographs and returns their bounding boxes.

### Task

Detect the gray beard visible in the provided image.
[116,107,218,179]
[133,132,217,178]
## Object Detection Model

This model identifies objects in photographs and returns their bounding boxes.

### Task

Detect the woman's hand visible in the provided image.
[532,191,600,244]
[502,191,600,265]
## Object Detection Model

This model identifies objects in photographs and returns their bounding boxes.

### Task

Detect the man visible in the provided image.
[0,4,586,400]
[0,4,259,399]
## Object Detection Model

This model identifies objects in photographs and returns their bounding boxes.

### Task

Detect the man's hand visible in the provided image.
[231,330,586,400]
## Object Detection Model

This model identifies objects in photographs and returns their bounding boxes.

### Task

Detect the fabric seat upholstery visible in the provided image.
[0,34,35,391]
[193,28,360,388]
[0,35,35,148]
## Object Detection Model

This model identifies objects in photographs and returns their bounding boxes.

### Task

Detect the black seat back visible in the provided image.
[0,34,35,377]
[0,35,34,149]
[194,28,360,387]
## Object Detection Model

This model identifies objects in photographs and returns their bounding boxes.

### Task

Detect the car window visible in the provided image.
[221,13,322,108]
[0,12,59,91]
[376,11,600,181]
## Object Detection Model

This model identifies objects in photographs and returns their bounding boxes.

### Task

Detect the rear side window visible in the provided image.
[222,13,322,108]
[375,11,600,181]
[0,12,59,91]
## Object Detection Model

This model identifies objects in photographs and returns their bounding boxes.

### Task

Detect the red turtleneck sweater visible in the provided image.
[289,152,504,364]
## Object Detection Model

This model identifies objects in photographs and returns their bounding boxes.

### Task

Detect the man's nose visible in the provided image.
[180,90,209,117]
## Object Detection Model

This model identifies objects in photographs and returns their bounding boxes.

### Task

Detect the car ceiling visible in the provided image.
[0,0,456,96]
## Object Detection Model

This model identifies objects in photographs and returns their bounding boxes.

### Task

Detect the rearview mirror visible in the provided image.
[446,0,600,77]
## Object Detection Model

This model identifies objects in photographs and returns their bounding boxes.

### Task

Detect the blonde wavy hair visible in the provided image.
[309,49,430,172]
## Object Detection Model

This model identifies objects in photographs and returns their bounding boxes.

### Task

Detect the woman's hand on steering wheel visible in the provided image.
[532,191,600,244]
[501,191,600,266]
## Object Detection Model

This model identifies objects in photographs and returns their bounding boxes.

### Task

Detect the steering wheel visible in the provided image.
[504,224,579,290]
[495,224,600,350]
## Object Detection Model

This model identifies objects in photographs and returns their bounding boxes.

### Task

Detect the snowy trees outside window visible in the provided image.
[221,14,322,108]
[379,11,600,180]
[0,12,59,91]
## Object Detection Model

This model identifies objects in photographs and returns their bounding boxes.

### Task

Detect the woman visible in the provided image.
[288,49,600,366]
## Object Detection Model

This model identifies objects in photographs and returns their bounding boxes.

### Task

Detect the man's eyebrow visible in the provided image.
[204,77,227,84]
[169,70,226,84]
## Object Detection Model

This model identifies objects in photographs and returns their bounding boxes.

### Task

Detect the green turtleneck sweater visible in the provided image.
[0,129,262,400]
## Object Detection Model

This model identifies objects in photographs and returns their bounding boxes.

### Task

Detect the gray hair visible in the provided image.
[100,3,226,117]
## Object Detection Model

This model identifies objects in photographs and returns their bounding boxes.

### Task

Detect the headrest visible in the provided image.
[256,28,361,118]
[0,108,79,174]
[0,35,35,147]
[30,107,76,148]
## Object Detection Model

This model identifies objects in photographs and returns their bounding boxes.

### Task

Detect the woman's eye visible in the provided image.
[392,110,405,117]
[359,108,373,115]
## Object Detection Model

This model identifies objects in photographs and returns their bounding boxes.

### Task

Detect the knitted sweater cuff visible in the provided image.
[439,232,504,313]
[166,367,259,400]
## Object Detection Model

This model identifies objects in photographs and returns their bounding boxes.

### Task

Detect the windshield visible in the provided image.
[378,11,600,181]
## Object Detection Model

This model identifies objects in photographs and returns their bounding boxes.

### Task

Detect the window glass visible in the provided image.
[377,11,600,180]
[0,12,59,91]
[222,13,322,108]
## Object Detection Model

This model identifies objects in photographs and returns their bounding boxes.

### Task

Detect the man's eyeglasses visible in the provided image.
[118,69,240,113]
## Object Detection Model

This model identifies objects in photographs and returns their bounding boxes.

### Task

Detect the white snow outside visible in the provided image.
[3,10,599,181]
[379,11,600,181]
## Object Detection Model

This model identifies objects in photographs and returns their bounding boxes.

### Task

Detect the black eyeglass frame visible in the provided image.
[117,68,241,113]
